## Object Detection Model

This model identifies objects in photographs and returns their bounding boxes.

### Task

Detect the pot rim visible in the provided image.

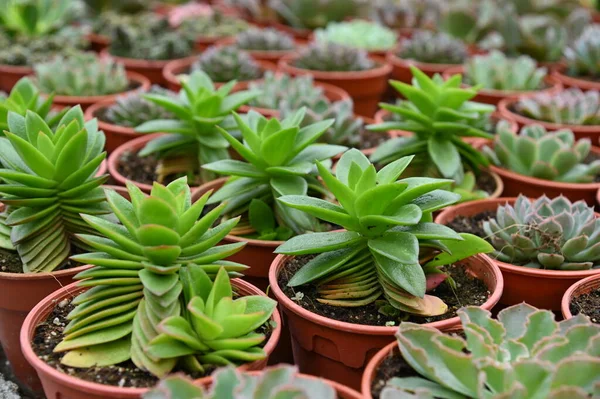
[278,54,392,81]
[0,264,90,281]
[551,66,600,92]
[386,50,461,73]
[100,49,200,69]
[0,63,33,73]
[84,97,138,137]
[361,340,397,399]
[560,273,600,319]
[215,36,302,59]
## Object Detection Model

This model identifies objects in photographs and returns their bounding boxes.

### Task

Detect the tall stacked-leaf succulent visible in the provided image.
[191,46,263,83]
[55,179,271,377]
[203,109,344,237]
[397,30,469,65]
[370,0,440,30]
[275,149,493,315]
[293,42,375,72]
[514,89,600,126]
[234,27,295,52]
[314,20,397,52]
[484,125,600,183]
[564,24,600,79]
[102,86,176,128]
[178,11,249,39]
[483,195,600,270]
[0,106,109,272]
[368,67,494,183]
[247,72,323,110]
[135,71,260,184]
[382,303,600,398]
[268,0,366,30]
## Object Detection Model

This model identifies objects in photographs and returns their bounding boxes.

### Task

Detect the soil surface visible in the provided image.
[445,210,495,239]
[370,350,422,399]
[278,255,489,326]
[117,151,159,186]
[477,173,496,196]
[0,248,23,274]
[357,129,387,151]
[570,288,600,324]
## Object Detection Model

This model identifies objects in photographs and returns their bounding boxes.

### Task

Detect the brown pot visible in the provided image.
[361,341,398,399]
[101,49,199,85]
[497,96,600,142]
[84,98,142,153]
[87,33,110,53]
[271,21,312,40]
[435,197,600,310]
[443,66,563,106]
[20,279,281,399]
[561,273,600,320]
[43,71,151,111]
[0,63,32,92]
[551,68,600,92]
[268,253,503,390]
[278,54,392,118]
[386,51,461,85]
[216,36,302,65]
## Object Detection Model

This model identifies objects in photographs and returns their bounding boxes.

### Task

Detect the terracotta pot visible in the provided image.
[386,51,461,85]
[278,54,392,118]
[442,66,563,106]
[268,253,503,390]
[85,98,142,153]
[97,160,107,177]
[43,71,151,111]
[561,273,600,320]
[87,33,110,53]
[101,49,199,85]
[551,68,600,92]
[497,96,600,142]
[435,197,600,310]
[271,21,312,40]
[0,63,32,92]
[21,279,281,399]
[216,36,302,65]
[361,341,398,399]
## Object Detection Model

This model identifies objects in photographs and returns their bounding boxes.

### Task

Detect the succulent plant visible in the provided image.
[102,86,176,128]
[314,20,398,52]
[55,179,256,377]
[514,88,600,126]
[484,124,600,183]
[191,46,263,83]
[369,67,495,183]
[90,11,161,37]
[397,30,469,65]
[439,0,500,45]
[464,50,547,91]
[34,52,129,97]
[203,108,344,236]
[565,24,600,79]
[268,0,366,30]
[0,106,109,272]
[178,11,248,39]
[0,0,75,38]
[275,149,493,315]
[293,42,375,72]
[82,0,149,15]
[247,199,293,241]
[452,171,488,203]
[500,14,568,62]
[370,0,440,30]
[234,27,295,52]
[247,72,323,110]
[145,366,336,399]
[135,70,260,185]
[383,303,600,398]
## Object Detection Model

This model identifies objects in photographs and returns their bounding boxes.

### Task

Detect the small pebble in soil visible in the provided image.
[570,287,600,324]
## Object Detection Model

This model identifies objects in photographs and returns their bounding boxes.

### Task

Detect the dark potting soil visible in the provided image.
[445,210,496,239]
[0,247,84,274]
[357,128,387,151]
[570,288,600,324]
[117,150,159,186]
[32,296,273,389]
[477,172,496,196]
[584,152,600,183]
[370,350,422,399]
[278,255,489,327]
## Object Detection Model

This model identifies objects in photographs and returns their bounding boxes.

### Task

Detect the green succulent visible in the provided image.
[451,171,489,203]
[247,72,324,110]
[382,303,600,398]
[0,106,109,272]
[439,0,500,45]
[135,70,260,185]
[368,67,494,182]
[275,149,493,315]
[90,11,162,38]
[0,0,74,38]
[314,20,398,52]
[500,14,568,62]
[55,179,253,377]
[565,24,600,79]
[397,30,469,65]
[268,0,366,30]
[34,52,129,97]
[82,0,149,15]
[234,27,295,52]
[203,108,344,236]
[191,46,263,83]
[144,366,336,399]
[464,50,547,91]
[102,86,176,128]
[178,11,248,39]
[484,124,600,183]
[370,0,440,30]
[514,88,600,126]
[293,42,375,72]
[247,199,293,241]
[222,0,269,21]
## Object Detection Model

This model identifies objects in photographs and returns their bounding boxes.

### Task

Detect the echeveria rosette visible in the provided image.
[514,88,600,126]
[483,195,600,271]
[368,67,494,183]
[0,0,73,38]
[55,178,250,377]
[135,70,261,185]
[145,267,276,373]
[203,109,345,237]
[382,304,600,398]
[565,24,600,79]
[0,106,109,272]
[275,149,493,316]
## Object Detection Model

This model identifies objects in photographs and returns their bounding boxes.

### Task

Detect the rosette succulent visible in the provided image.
[464,51,547,91]
[234,27,295,52]
[397,30,469,65]
[102,86,176,128]
[203,109,344,236]
[275,149,493,315]
[191,46,263,83]
[293,42,375,72]
[34,52,129,97]
[514,89,600,126]
[439,0,500,45]
[382,303,600,398]
[247,72,323,110]
[370,0,440,30]
[314,20,398,52]
[90,11,161,38]
[483,195,600,270]
[178,11,248,39]
[0,0,74,37]
[268,0,365,30]
[484,125,600,183]
[55,179,258,377]
[565,24,600,79]
[0,106,109,272]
